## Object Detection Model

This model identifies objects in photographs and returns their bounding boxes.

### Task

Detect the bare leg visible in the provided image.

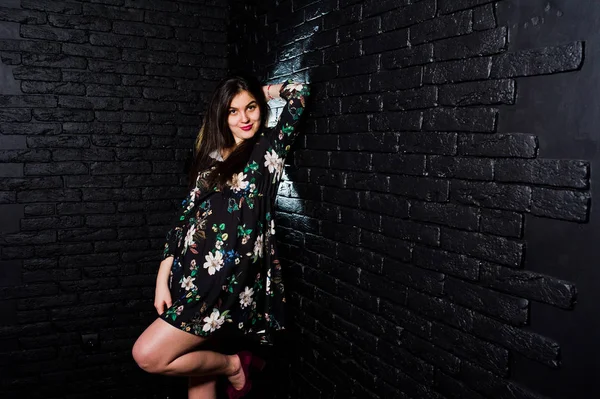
[188,376,217,399]
[132,318,246,390]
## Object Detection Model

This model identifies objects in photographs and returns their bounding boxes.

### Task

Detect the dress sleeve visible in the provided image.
[268,80,311,157]
[162,228,178,259]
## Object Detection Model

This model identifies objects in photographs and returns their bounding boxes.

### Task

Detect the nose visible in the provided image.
[241,110,250,123]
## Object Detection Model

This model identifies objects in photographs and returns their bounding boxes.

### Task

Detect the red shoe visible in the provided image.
[225,350,266,399]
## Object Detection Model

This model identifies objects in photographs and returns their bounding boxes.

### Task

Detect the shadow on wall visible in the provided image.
[231,1,592,399]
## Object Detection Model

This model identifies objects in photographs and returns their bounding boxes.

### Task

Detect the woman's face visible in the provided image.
[227,90,261,145]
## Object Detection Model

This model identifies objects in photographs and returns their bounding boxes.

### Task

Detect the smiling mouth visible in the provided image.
[240,124,253,131]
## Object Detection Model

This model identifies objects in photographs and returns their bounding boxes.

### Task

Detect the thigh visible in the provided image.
[133,317,209,366]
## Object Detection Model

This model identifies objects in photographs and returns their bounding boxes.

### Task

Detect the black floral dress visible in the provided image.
[159,81,310,345]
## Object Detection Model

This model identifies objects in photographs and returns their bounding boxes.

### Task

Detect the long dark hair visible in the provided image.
[188,74,268,190]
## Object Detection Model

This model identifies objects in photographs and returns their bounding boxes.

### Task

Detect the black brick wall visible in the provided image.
[0,1,228,398]
[230,1,598,398]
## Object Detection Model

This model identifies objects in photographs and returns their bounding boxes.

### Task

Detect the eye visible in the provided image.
[248,105,256,110]
[229,109,237,114]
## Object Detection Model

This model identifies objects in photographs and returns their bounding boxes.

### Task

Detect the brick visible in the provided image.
[345,172,388,192]
[339,133,396,152]
[27,136,90,148]
[64,176,122,189]
[494,159,589,189]
[0,95,56,108]
[0,109,31,122]
[458,133,538,158]
[1,51,21,65]
[404,333,461,376]
[24,162,88,176]
[57,202,116,215]
[89,60,145,75]
[395,132,456,155]
[20,25,88,43]
[122,75,174,88]
[48,14,111,31]
[474,4,497,31]
[424,107,497,132]
[363,29,410,54]
[83,4,144,21]
[432,322,509,375]
[123,48,177,65]
[341,94,380,113]
[424,57,491,84]
[381,44,433,69]
[0,6,46,24]
[0,39,60,54]
[21,0,82,14]
[439,0,496,14]
[383,86,437,111]
[439,79,515,106]
[459,361,547,399]
[435,373,487,399]
[408,289,473,331]
[62,43,121,60]
[87,84,142,98]
[58,228,117,242]
[113,21,173,38]
[0,123,61,135]
[371,111,422,131]
[33,109,94,122]
[434,27,507,61]
[440,227,523,267]
[451,180,532,212]
[363,0,410,17]
[389,175,449,202]
[89,32,146,48]
[329,114,369,133]
[339,18,379,42]
[446,277,529,325]
[22,81,86,95]
[372,153,425,175]
[361,192,408,218]
[124,0,178,12]
[410,201,479,231]
[63,123,120,135]
[381,0,436,31]
[146,64,198,78]
[480,263,576,310]
[21,216,82,231]
[380,300,431,338]
[491,42,584,78]
[0,231,56,245]
[428,155,493,180]
[58,96,122,110]
[411,10,472,45]
[12,66,61,81]
[384,259,445,295]
[338,55,379,78]
[340,207,381,231]
[381,214,439,245]
[413,245,479,280]
[90,161,151,175]
[480,209,523,238]
[531,187,590,222]
[24,203,56,216]
[361,230,412,262]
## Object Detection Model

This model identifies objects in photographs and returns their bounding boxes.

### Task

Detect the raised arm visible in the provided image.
[266,80,311,155]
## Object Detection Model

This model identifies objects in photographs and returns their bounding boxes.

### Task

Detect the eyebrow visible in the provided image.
[229,101,257,110]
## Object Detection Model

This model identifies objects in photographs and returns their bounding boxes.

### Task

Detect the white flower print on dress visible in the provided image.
[181,275,196,291]
[264,150,284,179]
[203,251,223,275]
[270,220,276,235]
[265,269,271,294]
[239,286,254,309]
[253,234,264,259]
[229,172,249,192]
[184,224,196,250]
[202,309,225,333]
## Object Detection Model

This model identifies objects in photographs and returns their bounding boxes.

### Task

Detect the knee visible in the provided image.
[132,339,166,374]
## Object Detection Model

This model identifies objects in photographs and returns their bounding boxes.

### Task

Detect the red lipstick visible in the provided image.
[240,124,253,131]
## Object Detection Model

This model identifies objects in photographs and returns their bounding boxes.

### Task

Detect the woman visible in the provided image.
[132,75,310,399]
